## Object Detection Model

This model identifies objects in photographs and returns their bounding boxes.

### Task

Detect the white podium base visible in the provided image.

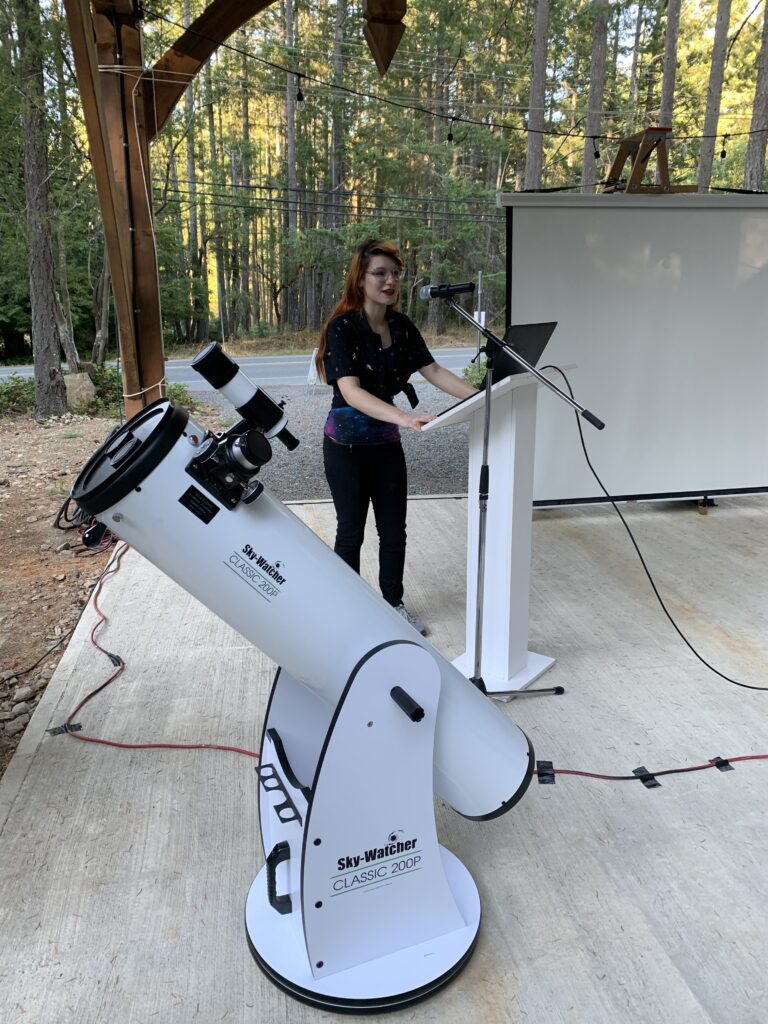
[453,649,555,696]
[245,847,480,1013]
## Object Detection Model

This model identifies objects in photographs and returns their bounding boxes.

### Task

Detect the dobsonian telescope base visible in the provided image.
[245,848,480,1013]
[245,642,481,1013]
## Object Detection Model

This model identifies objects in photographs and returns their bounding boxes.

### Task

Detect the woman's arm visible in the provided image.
[337,376,434,431]
[419,361,478,399]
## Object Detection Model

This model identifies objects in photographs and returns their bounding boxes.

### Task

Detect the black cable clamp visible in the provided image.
[536,760,556,784]
[46,722,82,737]
[632,765,661,789]
[709,756,734,773]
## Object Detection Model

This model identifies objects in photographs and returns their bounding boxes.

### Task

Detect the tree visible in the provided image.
[744,0,768,189]
[581,0,610,193]
[659,0,682,128]
[14,0,67,415]
[697,0,733,191]
[524,0,550,190]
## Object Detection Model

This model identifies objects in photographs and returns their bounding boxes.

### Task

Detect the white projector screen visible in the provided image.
[499,193,768,504]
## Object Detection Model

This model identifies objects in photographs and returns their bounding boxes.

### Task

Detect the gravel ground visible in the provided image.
[196,381,471,503]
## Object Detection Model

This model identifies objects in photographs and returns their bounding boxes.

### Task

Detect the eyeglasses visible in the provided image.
[366,268,403,281]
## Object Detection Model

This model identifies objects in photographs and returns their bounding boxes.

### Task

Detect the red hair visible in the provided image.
[315,240,403,381]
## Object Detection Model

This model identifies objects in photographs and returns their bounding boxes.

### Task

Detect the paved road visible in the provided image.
[0,348,479,390]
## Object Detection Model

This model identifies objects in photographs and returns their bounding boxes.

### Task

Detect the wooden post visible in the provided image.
[63,0,142,410]
[362,0,407,76]
[63,0,408,417]
[117,18,166,413]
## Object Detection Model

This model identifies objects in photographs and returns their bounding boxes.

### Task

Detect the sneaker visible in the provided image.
[393,602,428,636]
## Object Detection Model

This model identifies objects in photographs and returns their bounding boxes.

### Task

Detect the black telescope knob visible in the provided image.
[276,427,300,451]
[390,686,425,723]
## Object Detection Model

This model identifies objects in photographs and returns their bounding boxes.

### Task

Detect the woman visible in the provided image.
[315,239,477,634]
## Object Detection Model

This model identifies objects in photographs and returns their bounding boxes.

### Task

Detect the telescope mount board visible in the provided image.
[245,642,482,1012]
[245,848,480,1012]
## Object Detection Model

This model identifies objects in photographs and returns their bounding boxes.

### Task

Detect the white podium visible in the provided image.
[424,368,570,694]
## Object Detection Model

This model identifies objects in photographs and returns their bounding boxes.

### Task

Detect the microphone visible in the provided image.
[419,282,476,300]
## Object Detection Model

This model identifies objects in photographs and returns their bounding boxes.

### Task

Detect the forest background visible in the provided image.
[2,0,768,388]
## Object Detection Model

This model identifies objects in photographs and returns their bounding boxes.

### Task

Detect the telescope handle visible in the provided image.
[266,840,293,915]
[390,686,425,722]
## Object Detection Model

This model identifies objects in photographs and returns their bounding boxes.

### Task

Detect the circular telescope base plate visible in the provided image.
[245,848,480,1014]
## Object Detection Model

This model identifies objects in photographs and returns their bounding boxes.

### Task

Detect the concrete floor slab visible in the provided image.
[1,495,767,1024]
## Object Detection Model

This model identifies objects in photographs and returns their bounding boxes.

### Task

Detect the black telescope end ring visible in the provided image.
[191,343,239,388]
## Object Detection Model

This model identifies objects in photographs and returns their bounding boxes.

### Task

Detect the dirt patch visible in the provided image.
[0,414,118,778]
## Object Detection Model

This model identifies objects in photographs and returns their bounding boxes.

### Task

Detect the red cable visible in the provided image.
[541,753,768,783]
[64,545,767,782]
[62,543,260,761]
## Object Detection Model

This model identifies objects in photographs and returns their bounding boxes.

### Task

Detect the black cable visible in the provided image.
[12,629,76,679]
[141,5,765,147]
[54,494,89,531]
[540,364,768,693]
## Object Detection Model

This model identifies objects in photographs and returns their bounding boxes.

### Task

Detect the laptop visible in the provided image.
[479,321,557,388]
[428,321,558,421]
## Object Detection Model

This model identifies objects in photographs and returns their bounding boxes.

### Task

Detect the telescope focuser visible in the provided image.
[187,426,272,509]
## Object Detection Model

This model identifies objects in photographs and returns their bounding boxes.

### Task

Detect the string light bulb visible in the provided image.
[296,74,304,103]
[720,133,728,160]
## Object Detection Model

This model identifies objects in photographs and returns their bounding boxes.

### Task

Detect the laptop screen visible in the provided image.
[480,321,557,388]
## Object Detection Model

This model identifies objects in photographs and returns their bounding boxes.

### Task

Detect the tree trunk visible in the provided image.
[581,0,610,193]
[183,0,199,268]
[627,1,644,127]
[205,62,229,341]
[282,0,298,328]
[55,224,80,373]
[92,257,111,365]
[183,0,204,343]
[524,0,550,191]
[697,0,732,192]
[426,60,447,336]
[642,2,665,120]
[51,0,79,373]
[15,0,67,416]
[744,0,768,190]
[196,201,210,345]
[658,0,681,128]
[330,0,346,222]
[240,28,253,334]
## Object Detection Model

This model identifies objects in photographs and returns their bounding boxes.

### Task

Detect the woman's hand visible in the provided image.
[399,411,435,431]
[337,376,435,430]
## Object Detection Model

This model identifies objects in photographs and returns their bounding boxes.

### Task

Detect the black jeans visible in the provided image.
[323,436,408,606]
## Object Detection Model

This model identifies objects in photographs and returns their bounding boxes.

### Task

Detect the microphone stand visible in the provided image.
[440,296,605,701]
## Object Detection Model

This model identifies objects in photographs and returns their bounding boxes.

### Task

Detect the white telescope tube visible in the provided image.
[73,401,533,819]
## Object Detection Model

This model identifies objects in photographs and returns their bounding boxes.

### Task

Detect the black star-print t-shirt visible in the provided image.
[322,309,434,444]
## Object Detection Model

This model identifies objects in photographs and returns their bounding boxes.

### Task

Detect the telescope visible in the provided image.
[72,344,535,1013]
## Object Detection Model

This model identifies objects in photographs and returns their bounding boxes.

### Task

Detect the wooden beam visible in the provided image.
[64,1,166,416]
[119,18,166,412]
[146,0,275,140]
[63,0,408,418]
[92,0,134,13]
[62,0,140,406]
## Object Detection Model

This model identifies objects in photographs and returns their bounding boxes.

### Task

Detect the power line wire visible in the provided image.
[140,4,768,146]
